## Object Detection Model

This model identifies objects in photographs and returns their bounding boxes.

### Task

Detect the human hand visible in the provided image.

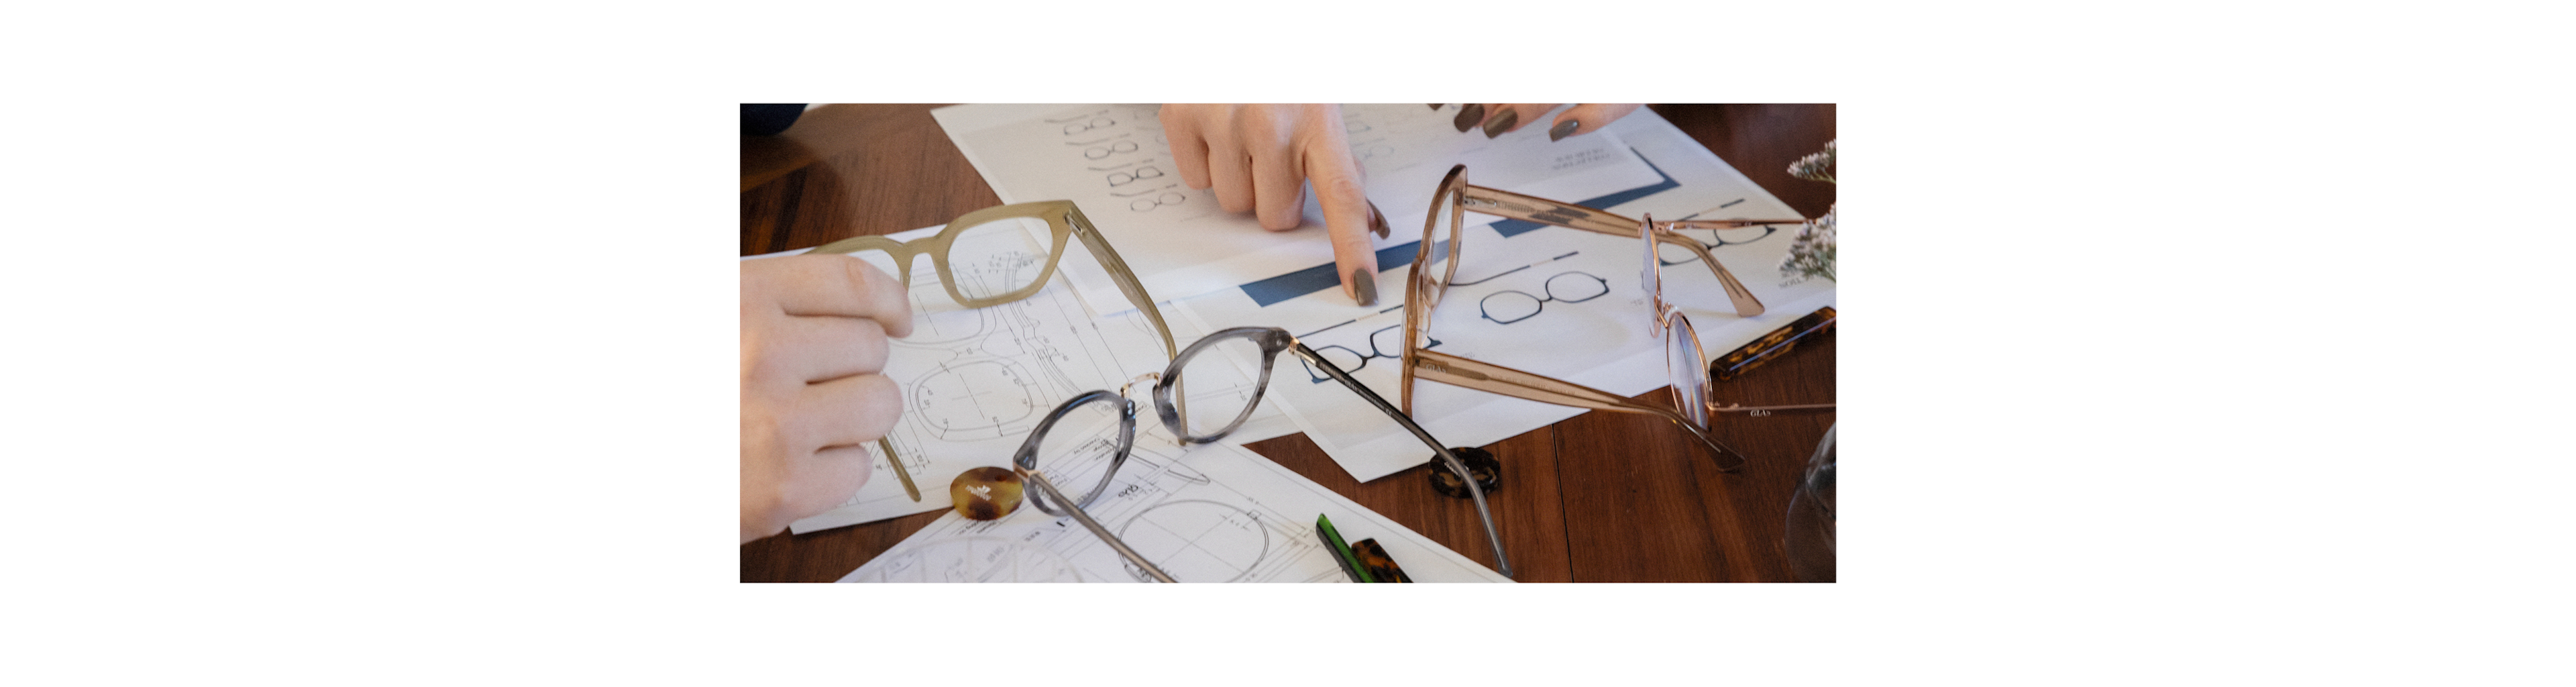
[1159,104,1391,307]
[1448,103,1644,140]
[741,254,916,543]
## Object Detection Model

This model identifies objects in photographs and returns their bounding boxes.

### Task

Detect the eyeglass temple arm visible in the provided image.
[1463,186,1806,236]
[1709,403,1838,415]
[1411,349,1750,472]
[1654,228,1766,318]
[1464,187,1770,317]
[1287,341,1514,580]
[1064,209,1181,362]
[1019,468,1177,582]
[875,437,920,502]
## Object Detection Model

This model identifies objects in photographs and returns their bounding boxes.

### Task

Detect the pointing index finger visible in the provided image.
[1300,121,1381,307]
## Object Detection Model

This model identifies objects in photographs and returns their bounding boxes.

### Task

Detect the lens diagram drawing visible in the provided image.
[797,242,1214,532]
[941,443,1332,583]
[880,257,1159,443]
[908,359,1049,441]
[839,437,1513,583]
[1114,500,1270,582]
[847,536,1085,583]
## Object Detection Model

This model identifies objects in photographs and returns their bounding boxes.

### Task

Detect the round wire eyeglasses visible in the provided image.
[1011,326,1513,581]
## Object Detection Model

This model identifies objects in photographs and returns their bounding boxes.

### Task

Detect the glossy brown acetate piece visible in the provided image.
[949,466,1024,521]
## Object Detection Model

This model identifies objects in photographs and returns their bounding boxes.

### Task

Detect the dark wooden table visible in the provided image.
[741,104,1836,582]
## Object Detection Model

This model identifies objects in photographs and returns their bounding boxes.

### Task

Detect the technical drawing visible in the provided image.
[908,359,1049,441]
[1115,500,1271,582]
[889,301,993,347]
[841,439,1513,583]
[792,240,1212,531]
[845,536,1085,583]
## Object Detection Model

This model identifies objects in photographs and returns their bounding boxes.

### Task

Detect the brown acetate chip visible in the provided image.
[949,466,1024,521]
[1426,445,1501,499]
[1349,539,1414,583]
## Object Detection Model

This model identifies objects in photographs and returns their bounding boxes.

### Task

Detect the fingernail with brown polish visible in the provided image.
[1482,109,1517,139]
[1453,103,1485,132]
[1368,199,1391,239]
[1351,268,1379,307]
[1548,119,1579,142]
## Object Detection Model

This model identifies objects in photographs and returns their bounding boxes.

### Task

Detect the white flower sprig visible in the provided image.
[1779,140,1836,285]
[1779,205,1835,285]
[1788,140,1835,183]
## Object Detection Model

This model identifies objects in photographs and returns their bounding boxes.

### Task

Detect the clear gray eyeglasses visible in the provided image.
[1010,326,1513,581]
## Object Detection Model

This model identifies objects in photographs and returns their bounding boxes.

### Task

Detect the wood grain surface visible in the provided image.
[740,103,1836,582]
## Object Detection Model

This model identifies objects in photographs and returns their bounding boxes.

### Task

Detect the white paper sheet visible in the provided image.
[744,225,1300,533]
[1167,108,1840,482]
[932,104,1664,316]
[839,439,1512,582]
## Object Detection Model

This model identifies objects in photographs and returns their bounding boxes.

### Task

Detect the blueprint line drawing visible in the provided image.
[841,439,1512,583]
[840,536,1086,583]
[781,222,1287,533]
[1114,499,1272,582]
[934,103,1664,317]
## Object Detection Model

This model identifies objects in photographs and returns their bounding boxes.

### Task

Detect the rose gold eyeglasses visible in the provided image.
[1401,164,1822,472]
[1640,214,1837,435]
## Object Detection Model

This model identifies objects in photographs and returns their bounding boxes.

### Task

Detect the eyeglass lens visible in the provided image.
[1666,313,1711,429]
[945,215,1056,301]
[1640,223,1667,337]
[1419,180,1462,310]
[1029,394,1128,510]
[1169,335,1270,439]
[1642,219,1710,428]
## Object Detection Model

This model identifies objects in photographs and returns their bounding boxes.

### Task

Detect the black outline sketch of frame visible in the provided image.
[1653,203,1788,268]
[1295,321,1439,384]
[1477,270,1611,325]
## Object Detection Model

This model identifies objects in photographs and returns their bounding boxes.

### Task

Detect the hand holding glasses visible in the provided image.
[1012,326,1514,581]
[810,200,1509,580]
[806,201,1181,503]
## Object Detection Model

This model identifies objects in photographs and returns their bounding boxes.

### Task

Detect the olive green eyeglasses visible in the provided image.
[806,200,1181,501]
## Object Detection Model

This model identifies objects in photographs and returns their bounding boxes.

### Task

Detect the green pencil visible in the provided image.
[1315,514,1376,583]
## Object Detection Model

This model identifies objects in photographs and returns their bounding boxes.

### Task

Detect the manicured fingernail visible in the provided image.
[1548,119,1579,142]
[1351,268,1378,307]
[1453,103,1485,132]
[1482,109,1517,139]
[1368,199,1391,239]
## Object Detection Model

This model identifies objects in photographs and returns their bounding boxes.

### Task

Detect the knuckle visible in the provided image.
[851,319,890,368]
[860,374,904,431]
[1313,173,1365,199]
